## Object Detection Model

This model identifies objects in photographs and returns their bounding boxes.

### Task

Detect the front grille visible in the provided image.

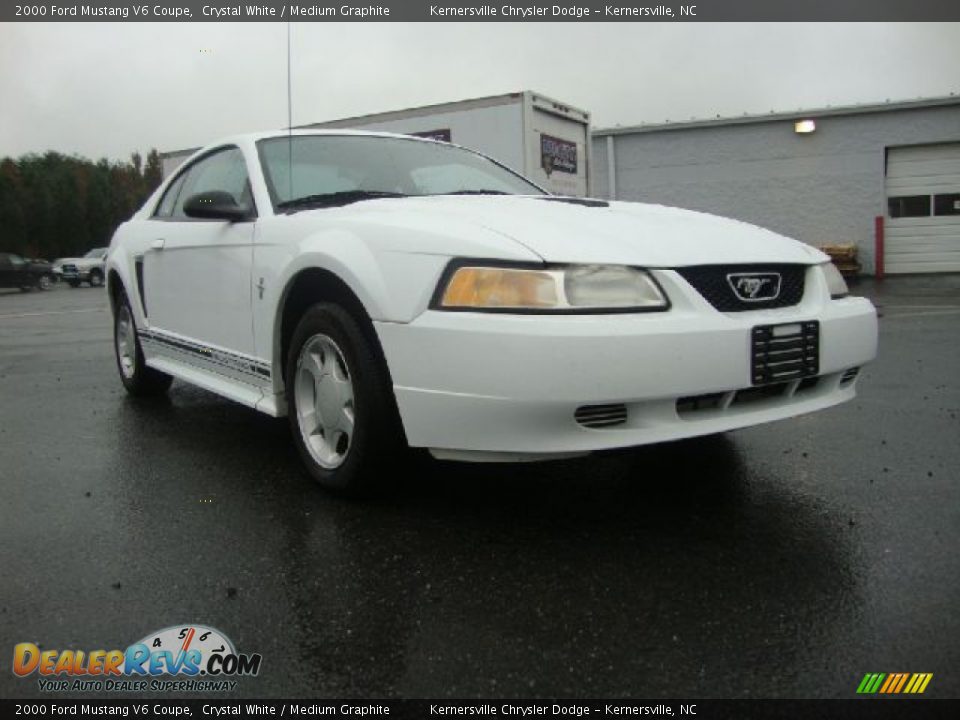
[676,392,725,413]
[676,376,822,416]
[675,264,806,311]
[752,321,819,385]
[575,403,627,429]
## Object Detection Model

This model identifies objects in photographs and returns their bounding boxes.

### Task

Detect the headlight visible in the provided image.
[820,262,849,299]
[434,263,669,312]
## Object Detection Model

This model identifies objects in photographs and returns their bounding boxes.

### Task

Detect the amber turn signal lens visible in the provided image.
[440,267,558,309]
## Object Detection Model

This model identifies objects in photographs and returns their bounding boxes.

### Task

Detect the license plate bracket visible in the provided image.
[751,321,819,386]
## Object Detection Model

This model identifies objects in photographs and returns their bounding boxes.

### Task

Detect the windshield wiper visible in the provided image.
[277,190,407,213]
[439,189,512,196]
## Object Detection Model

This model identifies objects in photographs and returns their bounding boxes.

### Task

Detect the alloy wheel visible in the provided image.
[294,333,356,469]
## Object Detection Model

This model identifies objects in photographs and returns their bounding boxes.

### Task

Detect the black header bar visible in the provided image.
[2,699,959,720]
[3,1,960,23]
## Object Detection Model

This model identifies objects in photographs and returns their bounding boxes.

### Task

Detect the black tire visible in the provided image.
[68,280,80,288]
[285,303,404,496]
[113,293,173,397]
[89,270,104,288]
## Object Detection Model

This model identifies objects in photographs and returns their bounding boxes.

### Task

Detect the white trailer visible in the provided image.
[161,91,592,196]
[306,91,592,197]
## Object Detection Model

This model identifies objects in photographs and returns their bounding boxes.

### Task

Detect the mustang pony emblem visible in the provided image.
[727,272,782,301]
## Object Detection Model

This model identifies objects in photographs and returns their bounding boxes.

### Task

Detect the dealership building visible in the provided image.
[161,92,960,275]
[592,95,960,276]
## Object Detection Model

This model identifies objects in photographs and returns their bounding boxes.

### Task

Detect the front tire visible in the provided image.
[114,295,172,396]
[286,303,404,496]
[89,270,104,288]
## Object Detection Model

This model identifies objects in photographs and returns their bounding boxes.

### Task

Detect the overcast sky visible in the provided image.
[1,22,958,161]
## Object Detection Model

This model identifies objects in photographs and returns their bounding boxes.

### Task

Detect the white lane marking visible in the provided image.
[882,308,960,320]
[879,304,960,310]
[0,307,106,320]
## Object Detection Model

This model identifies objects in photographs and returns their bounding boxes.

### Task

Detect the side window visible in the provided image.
[154,172,188,218]
[173,147,253,219]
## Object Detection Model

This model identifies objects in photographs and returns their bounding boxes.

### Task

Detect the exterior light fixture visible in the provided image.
[794,119,816,134]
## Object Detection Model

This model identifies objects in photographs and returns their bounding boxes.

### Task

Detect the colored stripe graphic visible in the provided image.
[857,673,932,694]
[879,674,896,693]
[893,673,909,693]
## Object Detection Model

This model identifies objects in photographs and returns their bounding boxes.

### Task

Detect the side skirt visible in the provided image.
[140,329,282,417]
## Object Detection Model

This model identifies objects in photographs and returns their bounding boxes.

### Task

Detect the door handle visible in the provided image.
[150,238,166,251]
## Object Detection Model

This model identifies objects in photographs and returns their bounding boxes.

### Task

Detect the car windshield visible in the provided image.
[257,135,545,211]
[84,248,107,258]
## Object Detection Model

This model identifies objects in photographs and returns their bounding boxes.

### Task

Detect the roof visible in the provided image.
[302,90,589,129]
[593,94,960,137]
[158,128,446,160]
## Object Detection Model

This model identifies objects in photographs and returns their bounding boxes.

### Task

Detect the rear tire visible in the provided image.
[285,303,404,496]
[114,293,172,397]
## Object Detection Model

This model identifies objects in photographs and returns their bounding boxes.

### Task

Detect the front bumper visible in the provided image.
[374,269,878,460]
[60,268,88,282]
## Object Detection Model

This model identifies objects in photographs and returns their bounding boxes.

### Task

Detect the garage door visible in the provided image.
[885,143,960,274]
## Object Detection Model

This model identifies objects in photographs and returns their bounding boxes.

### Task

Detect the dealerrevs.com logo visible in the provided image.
[12,625,262,692]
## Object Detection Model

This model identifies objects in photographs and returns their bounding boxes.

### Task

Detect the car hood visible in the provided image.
[334,195,827,267]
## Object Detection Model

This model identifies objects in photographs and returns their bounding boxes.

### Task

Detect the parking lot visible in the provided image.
[1,277,958,699]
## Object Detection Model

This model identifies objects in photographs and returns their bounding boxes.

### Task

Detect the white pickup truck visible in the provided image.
[54,247,107,287]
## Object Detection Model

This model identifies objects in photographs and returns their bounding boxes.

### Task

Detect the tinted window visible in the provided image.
[173,147,253,219]
[934,193,960,217]
[257,135,543,209]
[888,195,931,218]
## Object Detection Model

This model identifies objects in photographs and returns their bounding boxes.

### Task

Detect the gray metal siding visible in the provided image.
[592,105,960,274]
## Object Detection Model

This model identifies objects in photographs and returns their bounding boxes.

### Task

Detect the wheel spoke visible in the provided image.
[300,408,322,436]
[330,373,353,405]
[301,350,324,381]
[336,407,355,436]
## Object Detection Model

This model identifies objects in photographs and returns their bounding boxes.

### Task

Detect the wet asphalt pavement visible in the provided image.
[1,277,958,700]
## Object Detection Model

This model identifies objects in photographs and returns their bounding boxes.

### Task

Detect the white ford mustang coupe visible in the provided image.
[106,130,878,494]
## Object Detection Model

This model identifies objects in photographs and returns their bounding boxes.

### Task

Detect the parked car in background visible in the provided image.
[0,253,54,291]
[106,130,878,495]
[55,248,108,287]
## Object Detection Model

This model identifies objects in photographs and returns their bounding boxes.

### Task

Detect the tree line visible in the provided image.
[0,149,164,261]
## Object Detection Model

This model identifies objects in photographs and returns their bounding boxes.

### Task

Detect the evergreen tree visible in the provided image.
[0,149,163,259]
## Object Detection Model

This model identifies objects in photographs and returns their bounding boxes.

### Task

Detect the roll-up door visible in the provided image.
[885,143,960,274]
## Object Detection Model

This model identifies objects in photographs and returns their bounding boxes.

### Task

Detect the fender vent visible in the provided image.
[575,403,627,429]
[135,258,147,317]
[840,367,860,385]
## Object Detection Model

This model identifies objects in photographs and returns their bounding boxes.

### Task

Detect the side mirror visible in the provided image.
[183,191,250,221]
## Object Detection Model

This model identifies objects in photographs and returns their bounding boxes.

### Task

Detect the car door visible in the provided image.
[142,145,258,360]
